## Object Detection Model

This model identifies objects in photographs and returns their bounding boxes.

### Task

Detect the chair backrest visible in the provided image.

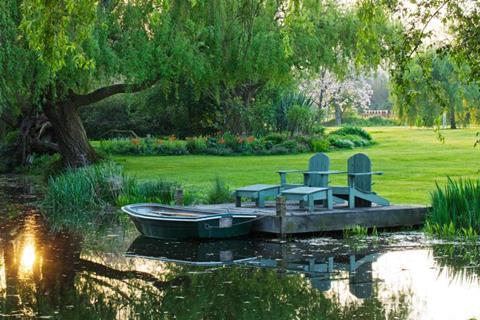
[308,153,330,187]
[347,153,371,192]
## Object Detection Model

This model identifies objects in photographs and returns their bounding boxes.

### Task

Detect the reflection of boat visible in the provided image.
[121,204,257,239]
[125,236,259,266]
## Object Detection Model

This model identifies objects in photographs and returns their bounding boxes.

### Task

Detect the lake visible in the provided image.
[1,175,479,320]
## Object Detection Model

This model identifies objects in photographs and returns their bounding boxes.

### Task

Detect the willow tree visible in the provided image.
[1,0,393,167]
[391,52,480,128]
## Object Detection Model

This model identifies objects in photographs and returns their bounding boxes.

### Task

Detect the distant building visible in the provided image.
[361,109,392,118]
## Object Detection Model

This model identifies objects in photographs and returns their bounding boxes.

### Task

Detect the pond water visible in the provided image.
[1,176,480,320]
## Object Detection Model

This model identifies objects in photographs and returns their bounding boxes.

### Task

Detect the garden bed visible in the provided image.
[93,127,374,156]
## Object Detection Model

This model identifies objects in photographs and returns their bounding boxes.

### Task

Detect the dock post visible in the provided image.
[276,196,286,239]
[175,188,184,206]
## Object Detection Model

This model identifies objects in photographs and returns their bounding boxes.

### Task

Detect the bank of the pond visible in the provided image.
[115,127,480,204]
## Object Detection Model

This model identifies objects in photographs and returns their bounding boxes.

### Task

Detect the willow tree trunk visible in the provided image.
[449,108,457,129]
[44,103,100,168]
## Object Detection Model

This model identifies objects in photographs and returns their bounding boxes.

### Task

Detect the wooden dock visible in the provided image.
[193,202,428,236]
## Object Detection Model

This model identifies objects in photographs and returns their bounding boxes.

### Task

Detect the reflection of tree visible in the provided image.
[431,243,480,282]
[0,213,414,319]
[0,214,185,319]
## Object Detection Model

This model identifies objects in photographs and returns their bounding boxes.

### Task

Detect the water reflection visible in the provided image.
[1,189,480,319]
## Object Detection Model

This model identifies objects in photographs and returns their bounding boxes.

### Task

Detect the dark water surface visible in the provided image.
[1,176,480,320]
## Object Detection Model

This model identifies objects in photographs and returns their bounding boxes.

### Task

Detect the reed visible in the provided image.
[428,177,480,236]
[41,161,206,232]
[117,179,182,206]
[206,177,233,204]
[41,162,129,232]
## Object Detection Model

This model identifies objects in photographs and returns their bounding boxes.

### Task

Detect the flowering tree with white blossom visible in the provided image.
[301,70,373,125]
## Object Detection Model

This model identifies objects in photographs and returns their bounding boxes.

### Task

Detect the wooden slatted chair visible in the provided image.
[278,153,344,211]
[332,153,389,209]
[278,153,331,189]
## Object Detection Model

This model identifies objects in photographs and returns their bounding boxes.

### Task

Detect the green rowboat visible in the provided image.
[121,203,257,240]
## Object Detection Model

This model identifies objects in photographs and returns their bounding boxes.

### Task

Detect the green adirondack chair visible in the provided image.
[332,153,389,209]
[278,153,344,211]
[278,153,331,189]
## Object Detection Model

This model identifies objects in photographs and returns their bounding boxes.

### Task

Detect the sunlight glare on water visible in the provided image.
[17,216,37,277]
[19,241,35,274]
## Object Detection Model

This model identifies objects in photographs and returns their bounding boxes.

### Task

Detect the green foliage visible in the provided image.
[41,161,206,232]
[24,153,62,178]
[343,225,369,239]
[311,139,330,152]
[275,93,315,132]
[327,135,355,149]
[206,177,233,204]
[41,162,130,232]
[428,177,480,237]
[391,52,480,128]
[286,104,314,136]
[117,180,182,207]
[330,126,372,141]
[96,127,374,156]
[324,116,398,127]
[186,137,208,154]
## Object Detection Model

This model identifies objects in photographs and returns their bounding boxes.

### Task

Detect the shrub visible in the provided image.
[25,153,62,178]
[330,126,372,141]
[248,139,266,153]
[323,115,399,127]
[338,134,370,147]
[275,92,315,132]
[276,140,298,153]
[157,140,188,155]
[99,138,140,155]
[286,104,313,135]
[263,132,288,145]
[206,177,233,204]
[186,137,208,154]
[311,125,326,136]
[269,145,289,154]
[327,135,355,149]
[428,177,480,236]
[311,139,330,152]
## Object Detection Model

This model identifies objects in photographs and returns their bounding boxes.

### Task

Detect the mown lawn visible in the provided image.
[113,127,480,204]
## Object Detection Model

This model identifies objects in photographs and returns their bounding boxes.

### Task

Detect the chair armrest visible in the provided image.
[348,171,383,176]
[277,170,304,174]
[303,170,346,175]
[278,170,303,186]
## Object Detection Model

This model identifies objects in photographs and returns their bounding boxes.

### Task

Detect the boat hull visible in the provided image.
[122,204,256,240]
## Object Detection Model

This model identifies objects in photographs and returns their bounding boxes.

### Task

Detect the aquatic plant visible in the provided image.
[206,177,233,204]
[117,179,181,206]
[41,161,206,232]
[41,162,130,232]
[343,225,369,238]
[427,177,480,237]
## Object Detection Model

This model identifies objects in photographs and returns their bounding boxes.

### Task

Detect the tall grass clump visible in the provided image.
[427,177,480,237]
[117,180,182,206]
[41,162,131,232]
[42,161,205,232]
[206,177,233,204]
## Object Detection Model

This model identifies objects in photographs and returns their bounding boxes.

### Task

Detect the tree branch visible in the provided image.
[71,79,159,108]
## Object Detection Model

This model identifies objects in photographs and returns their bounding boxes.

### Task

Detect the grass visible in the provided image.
[113,127,480,204]
[426,177,480,237]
